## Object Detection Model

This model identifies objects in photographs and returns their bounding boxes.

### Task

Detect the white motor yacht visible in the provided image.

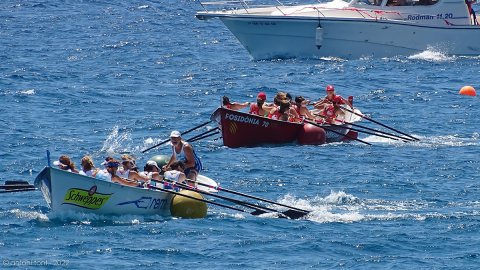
[196,0,480,59]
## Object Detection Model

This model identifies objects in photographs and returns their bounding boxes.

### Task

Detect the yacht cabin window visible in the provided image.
[385,0,438,6]
[355,0,383,6]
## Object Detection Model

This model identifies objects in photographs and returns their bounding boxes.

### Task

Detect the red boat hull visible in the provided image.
[211,108,357,148]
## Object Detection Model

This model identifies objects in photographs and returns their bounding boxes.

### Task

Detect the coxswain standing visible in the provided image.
[313,85,353,123]
[164,130,203,182]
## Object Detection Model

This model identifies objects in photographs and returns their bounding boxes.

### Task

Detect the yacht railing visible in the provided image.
[197,0,328,14]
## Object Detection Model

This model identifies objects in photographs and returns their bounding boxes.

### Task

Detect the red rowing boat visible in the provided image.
[210,107,360,148]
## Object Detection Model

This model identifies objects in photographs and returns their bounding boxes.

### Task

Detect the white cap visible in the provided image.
[53,161,63,166]
[146,160,160,170]
[170,130,181,138]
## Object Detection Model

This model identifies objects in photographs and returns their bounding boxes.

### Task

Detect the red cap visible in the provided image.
[326,85,335,92]
[257,92,266,100]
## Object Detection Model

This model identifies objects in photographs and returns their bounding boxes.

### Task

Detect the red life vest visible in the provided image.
[322,104,336,123]
[249,103,259,115]
[326,94,344,106]
[269,109,282,120]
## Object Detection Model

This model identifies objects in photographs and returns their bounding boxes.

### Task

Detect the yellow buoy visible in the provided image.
[459,86,476,96]
[170,190,208,219]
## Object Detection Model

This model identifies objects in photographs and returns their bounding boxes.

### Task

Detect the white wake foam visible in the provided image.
[362,133,480,147]
[273,190,473,223]
[408,47,456,62]
[9,209,49,222]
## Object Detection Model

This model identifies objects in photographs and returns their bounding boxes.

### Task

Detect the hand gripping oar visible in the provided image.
[340,107,420,141]
[184,179,311,216]
[303,119,372,146]
[142,120,212,153]
[153,179,307,219]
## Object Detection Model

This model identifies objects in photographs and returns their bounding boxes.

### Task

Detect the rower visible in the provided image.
[164,160,187,185]
[53,155,79,173]
[313,85,353,123]
[314,85,352,110]
[222,96,250,111]
[105,159,141,187]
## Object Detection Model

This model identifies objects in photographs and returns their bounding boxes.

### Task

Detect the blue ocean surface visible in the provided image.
[1,0,480,269]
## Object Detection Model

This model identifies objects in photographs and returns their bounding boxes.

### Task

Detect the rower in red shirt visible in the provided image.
[314,85,352,109]
[313,85,353,123]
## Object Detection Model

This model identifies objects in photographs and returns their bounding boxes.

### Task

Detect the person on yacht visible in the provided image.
[466,0,478,25]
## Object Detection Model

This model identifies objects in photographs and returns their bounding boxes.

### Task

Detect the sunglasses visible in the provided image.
[106,162,119,168]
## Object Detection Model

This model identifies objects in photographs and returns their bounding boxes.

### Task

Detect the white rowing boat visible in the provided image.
[34,167,217,216]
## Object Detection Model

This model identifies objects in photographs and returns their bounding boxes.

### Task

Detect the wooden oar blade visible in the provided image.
[250,209,269,216]
[0,188,36,193]
[1,180,35,191]
[282,209,310,219]
[5,180,30,185]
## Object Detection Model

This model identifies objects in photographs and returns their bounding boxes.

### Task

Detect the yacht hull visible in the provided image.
[218,16,480,59]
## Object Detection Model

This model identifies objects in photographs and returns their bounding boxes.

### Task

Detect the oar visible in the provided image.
[188,131,220,143]
[339,124,409,142]
[149,184,274,217]
[340,107,420,141]
[184,179,311,215]
[343,121,415,142]
[0,188,37,194]
[313,113,414,142]
[186,127,219,142]
[141,120,212,153]
[303,119,372,146]
[0,184,35,189]
[1,180,35,191]
[154,179,307,219]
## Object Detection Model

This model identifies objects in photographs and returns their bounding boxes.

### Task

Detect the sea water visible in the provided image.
[1,0,479,269]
